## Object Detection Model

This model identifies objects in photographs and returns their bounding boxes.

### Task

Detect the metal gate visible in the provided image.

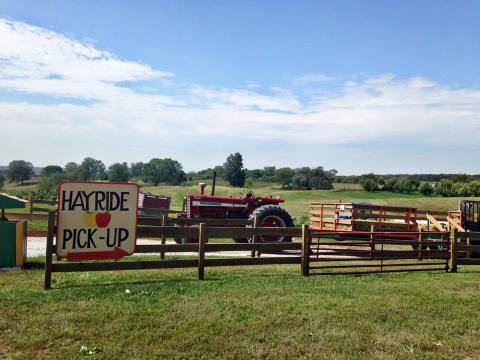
[307,230,450,275]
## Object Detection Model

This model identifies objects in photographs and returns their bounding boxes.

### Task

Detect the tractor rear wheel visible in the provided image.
[248,205,294,243]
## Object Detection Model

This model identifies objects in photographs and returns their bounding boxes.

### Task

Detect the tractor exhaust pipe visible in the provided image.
[211,171,216,196]
[199,183,206,195]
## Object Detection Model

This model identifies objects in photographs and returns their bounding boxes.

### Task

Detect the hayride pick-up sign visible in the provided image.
[56,181,139,261]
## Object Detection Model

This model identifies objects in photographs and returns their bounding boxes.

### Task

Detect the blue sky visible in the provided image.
[0,1,479,173]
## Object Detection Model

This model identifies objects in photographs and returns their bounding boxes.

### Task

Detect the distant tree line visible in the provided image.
[337,173,480,184]
[2,155,478,199]
[187,159,337,191]
[356,173,480,197]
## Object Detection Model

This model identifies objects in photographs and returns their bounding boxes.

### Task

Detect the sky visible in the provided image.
[0,0,479,174]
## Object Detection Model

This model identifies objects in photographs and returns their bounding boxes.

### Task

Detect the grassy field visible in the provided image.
[3,180,479,230]
[1,258,480,359]
[141,183,479,224]
[2,181,480,358]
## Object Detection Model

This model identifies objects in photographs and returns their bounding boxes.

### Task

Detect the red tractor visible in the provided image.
[175,175,294,244]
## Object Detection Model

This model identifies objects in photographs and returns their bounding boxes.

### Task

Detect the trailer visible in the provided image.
[310,202,463,232]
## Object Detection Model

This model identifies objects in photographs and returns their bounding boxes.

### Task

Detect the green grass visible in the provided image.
[4,180,479,231]
[141,183,479,223]
[2,258,480,359]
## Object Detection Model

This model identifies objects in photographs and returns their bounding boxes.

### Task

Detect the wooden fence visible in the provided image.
[44,211,304,289]
[450,231,480,271]
[42,209,480,289]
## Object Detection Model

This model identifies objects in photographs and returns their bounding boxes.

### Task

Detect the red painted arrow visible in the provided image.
[66,247,130,262]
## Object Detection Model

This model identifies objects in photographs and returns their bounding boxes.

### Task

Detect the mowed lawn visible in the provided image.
[1,259,480,359]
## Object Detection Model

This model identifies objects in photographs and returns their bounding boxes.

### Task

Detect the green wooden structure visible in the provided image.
[0,193,28,268]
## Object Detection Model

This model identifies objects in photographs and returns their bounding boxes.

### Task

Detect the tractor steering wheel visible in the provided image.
[244,190,254,197]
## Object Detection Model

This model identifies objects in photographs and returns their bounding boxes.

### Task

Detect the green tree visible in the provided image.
[291,167,311,190]
[129,162,144,179]
[223,153,246,187]
[247,169,263,180]
[468,181,480,196]
[262,166,276,182]
[63,162,80,180]
[41,165,63,177]
[361,178,378,192]
[454,182,473,197]
[78,157,107,181]
[142,158,186,186]
[435,179,456,197]
[309,167,335,190]
[383,178,397,192]
[0,174,5,189]
[418,181,434,196]
[360,174,379,192]
[108,162,130,182]
[37,173,65,199]
[393,177,416,193]
[275,167,295,189]
[451,174,471,183]
[7,160,34,184]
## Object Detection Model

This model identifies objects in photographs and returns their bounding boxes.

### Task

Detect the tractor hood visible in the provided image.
[188,194,285,205]
[254,196,285,204]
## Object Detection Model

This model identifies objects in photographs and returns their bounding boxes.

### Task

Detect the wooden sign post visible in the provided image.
[56,181,139,261]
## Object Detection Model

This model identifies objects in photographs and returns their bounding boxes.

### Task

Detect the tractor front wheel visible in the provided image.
[248,205,294,243]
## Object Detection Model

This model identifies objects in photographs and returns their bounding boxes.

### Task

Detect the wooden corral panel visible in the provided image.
[310,203,419,232]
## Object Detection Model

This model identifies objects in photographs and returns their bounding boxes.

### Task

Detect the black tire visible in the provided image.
[248,205,294,243]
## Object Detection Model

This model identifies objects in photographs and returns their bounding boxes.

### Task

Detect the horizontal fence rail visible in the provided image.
[40,206,480,289]
[306,229,450,275]
[451,232,480,269]
[44,209,306,289]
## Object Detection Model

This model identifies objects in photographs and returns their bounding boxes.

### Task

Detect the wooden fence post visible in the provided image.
[44,210,55,290]
[370,225,375,258]
[466,233,471,259]
[198,223,206,280]
[450,229,457,273]
[251,217,257,258]
[160,213,167,260]
[418,228,423,261]
[29,198,33,215]
[301,224,310,276]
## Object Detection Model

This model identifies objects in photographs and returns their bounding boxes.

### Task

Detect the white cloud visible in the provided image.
[294,73,333,84]
[0,18,479,172]
[0,19,171,102]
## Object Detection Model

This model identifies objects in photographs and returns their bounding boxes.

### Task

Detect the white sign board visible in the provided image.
[56,181,139,261]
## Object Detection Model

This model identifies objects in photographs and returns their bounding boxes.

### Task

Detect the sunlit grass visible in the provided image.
[1,258,480,359]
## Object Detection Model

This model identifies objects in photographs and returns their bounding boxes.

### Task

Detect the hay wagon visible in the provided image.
[309,202,462,233]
